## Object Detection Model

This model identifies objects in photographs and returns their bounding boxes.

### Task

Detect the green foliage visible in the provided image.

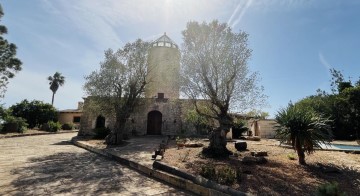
[315,182,346,196]
[46,121,61,132]
[232,118,249,138]
[0,4,22,98]
[200,164,217,181]
[217,166,237,185]
[296,69,360,140]
[275,104,332,164]
[246,110,269,119]
[93,127,111,139]
[9,99,57,129]
[84,39,150,145]
[61,123,74,130]
[287,153,296,160]
[200,164,240,185]
[184,109,211,135]
[2,115,28,133]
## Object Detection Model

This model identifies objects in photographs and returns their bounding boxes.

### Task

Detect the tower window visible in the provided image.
[158,93,164,99]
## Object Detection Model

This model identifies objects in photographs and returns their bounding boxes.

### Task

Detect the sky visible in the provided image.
[2,0,360,118]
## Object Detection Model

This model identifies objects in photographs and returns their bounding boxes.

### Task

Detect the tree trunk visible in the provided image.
[295,137,306,165]
[105,116,126,145]
[51,92,55,106]
[202,127,232,158]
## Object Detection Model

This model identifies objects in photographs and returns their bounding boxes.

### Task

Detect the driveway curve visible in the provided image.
[0,132,192,195]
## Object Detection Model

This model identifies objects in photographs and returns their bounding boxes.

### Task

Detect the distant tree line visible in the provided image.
[295,68,360,140]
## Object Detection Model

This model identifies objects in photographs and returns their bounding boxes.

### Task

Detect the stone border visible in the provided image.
[0,130,79,139]
[71,138,249,196]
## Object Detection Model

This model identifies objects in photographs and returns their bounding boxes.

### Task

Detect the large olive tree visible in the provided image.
[84,39,150,145]
[181,20,267,157]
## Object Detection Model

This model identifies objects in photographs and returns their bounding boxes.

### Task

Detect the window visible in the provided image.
[73,116,81,123]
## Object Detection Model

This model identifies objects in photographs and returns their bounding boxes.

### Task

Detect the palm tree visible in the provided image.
[47,72,65,106]
[275,104,332,165]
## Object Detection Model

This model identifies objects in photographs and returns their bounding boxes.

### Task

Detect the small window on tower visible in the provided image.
[158,93,164,99]
[158,42,164,46]
[165,43,171,47]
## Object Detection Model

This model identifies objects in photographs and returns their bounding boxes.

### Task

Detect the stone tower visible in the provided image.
[145,33,180,99]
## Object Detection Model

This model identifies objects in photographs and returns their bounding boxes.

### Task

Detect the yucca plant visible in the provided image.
[275,103,333,165]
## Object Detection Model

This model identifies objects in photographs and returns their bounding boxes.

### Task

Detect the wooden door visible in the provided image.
[147,111,162,135]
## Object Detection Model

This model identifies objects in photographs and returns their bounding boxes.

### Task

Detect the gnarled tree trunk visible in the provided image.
[105,114,127,145]
[202,128,231,157]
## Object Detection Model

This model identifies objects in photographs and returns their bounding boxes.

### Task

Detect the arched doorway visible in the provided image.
[95,115,106,128]
[147,111,162,135]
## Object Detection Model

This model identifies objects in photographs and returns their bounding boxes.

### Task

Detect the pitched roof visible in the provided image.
[152,32,178,48]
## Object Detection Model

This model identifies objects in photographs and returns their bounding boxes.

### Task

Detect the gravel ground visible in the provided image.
[162,139,360,196]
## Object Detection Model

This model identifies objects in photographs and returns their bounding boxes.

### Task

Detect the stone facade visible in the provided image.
[79,33,200,137]
[249,119,278,138]
[58,102,83,129]
[145,41,180,99]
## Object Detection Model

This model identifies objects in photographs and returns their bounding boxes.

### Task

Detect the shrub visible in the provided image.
[93,127,111,139]
[61,123,74,130]
[287,153,296,160]
[315,182,346,196]
[200,164,241,185]
[9,99,57,129]
[200,164,216,181]
[2,116,28,133]
[217,166,237,185]
[42,121,61,132]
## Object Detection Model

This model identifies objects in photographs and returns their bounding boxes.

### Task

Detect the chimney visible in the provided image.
[78,102,84,110]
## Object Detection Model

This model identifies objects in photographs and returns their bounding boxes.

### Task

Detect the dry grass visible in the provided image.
[162,139,360,196]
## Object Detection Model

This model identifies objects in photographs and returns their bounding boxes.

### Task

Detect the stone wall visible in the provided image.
[58,112,82,128]
[79,97,200,137]
[249,119,278,138]
[145,46,180,99]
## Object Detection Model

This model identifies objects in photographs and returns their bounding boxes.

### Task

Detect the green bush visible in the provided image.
[9,99,57,129]
[44,121,61,132]
[315,182,346,196]
[61,123,74,130]
[200,165,240,185]
[217,166,237,185]
[200,164,216,181]
[93,127,111,139]
[2,116,28,133]
[287,153,296,160]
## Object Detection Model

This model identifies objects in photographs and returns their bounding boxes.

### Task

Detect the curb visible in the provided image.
[71,138,247,196]
[153,161,247,196]
[0,130,79,139]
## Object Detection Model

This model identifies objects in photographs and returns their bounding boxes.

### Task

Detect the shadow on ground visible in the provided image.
[10,151,155,195]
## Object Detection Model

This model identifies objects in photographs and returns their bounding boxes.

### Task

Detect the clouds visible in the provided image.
[4,68,84,110]
[318,52,332,73]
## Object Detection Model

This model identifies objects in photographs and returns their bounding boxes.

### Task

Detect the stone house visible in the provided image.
[79,33,198,136]
[58,102,83,129]
[78,33,278,138]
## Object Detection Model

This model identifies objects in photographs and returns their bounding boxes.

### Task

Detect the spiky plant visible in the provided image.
[275,103,332,165]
